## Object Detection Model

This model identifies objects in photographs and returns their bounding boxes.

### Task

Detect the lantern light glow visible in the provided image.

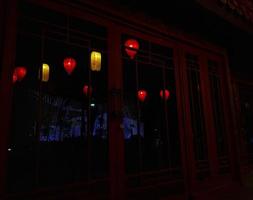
[83,85,92,96]
[90,51,101,71]
[125,39,139,59]
[160,89,170,100]
[63,57,76,75]
[40,63,50,82]
[12,73,18,83]
[14,67,27,82]
[138,90,147,102]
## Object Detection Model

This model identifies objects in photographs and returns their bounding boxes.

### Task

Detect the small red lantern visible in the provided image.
[160,89,170,100]
[125,39,139,59]
[83,85,92,96]
[12,73,18,83]
[14,67,27,82]
[63,57,76,75]
[138,90,147,102]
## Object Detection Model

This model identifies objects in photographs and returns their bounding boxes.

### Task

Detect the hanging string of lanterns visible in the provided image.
[12,37,140,84]
[13,36,139,84]
[13,50,102,83]
[137,89,171,102]
[12,39,171,100]
[124,38,171,102]
[11,37,173,116]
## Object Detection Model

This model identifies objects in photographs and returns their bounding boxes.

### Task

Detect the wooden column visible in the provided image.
[0,0,5,66]
[107,26,125,200]
[174,47,192,199]
[178,47,197,195]
[0,0,18,198]
[223,55,242,182]
[199,55,219,177]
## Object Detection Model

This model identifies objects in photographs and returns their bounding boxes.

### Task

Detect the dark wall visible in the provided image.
[102,0,253,81]
[0,0,6,76]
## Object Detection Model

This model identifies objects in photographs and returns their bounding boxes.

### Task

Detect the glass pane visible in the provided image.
[208,60,230,173]
[122,36,181,183]
[208,61,228,157]
[8,34,40,192]
[186,54,210,179]
[186,54,208,161]
[8,3,108,192]
[239,89,253,162]
[139,64,165,171]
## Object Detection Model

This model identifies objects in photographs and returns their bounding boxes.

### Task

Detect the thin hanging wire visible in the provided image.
[65,13,78,182]
[66,14,70,43]
[135,58,144,181]
[87,48,92,182]
[35,27,45,187]
[162,61,171,169]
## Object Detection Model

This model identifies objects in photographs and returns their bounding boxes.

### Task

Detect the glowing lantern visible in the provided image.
[12,73,17,83]
[124,39,139,59]
[83,85,92,96]
[39,63,50,82]
[138,90,147,102]
[14,67,27,82]
[160,89,170,100]
[63,57,76,75]
[90,51,101,71]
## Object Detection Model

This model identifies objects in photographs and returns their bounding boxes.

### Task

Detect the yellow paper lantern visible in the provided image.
[39,63,50,82]
[90,51,101,71]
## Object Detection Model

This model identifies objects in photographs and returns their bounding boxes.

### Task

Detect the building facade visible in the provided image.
[0,0,252,199]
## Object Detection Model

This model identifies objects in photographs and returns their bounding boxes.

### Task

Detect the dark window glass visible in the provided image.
[8,3,108,193]
[208,61,228,157]
[208,60,229,173]
[186,54,210,179]
[122,35,182,188]
[239,89,253,163]
[186,54,208,161]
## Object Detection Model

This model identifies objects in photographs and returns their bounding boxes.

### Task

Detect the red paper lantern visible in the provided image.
[14,67,27,82]
[125,39,139,59]
[63,57,76,75]
[12,73,18,83]
[138,90,147,102]
[83,85,92,96]
[160,89,170,100]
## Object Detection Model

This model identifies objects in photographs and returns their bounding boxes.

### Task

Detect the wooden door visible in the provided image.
[180,45,233,195]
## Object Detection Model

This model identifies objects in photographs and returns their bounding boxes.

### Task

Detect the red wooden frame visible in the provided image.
[177,43,236,197]
[0,0,18,198]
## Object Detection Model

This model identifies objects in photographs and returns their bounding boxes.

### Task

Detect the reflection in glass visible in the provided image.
[8,3,108,192]
[122,36,181,178]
